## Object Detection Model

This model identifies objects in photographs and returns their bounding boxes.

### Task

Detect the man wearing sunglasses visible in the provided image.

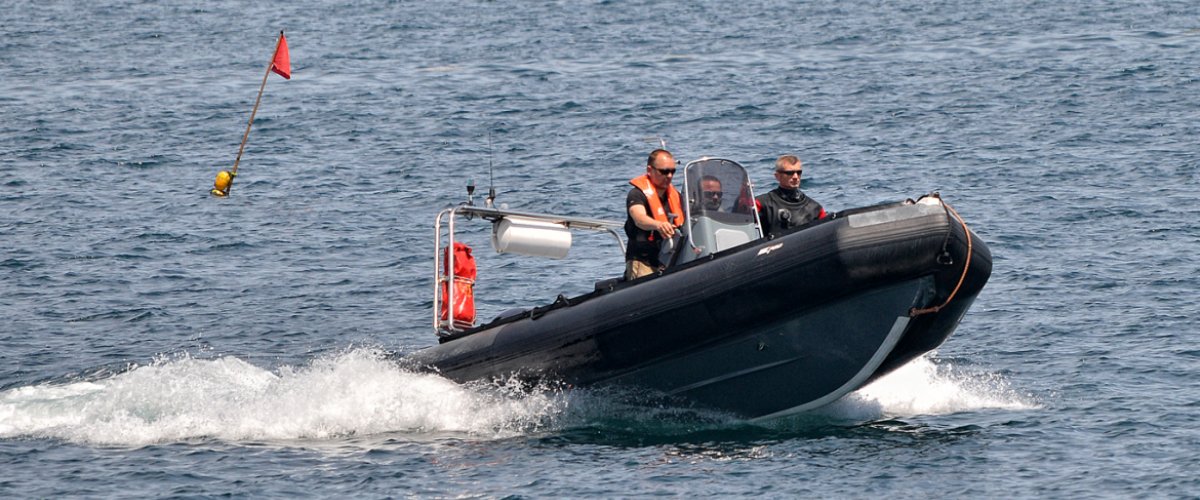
[755,154,826,238]
[624,149,683,280]
[700,175,724,211]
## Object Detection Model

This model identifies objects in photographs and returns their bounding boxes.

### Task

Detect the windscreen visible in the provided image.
[682,158,757,224]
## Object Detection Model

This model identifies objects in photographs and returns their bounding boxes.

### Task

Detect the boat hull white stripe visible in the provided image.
[750,315,911,422]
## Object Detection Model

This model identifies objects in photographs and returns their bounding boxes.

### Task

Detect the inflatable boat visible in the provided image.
[404,158,992,420]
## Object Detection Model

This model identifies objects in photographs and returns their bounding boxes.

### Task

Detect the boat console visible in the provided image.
[674,158,763,266]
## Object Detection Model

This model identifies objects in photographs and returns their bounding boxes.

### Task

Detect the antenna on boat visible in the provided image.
[485,130,497,208]
[642,136,667,150]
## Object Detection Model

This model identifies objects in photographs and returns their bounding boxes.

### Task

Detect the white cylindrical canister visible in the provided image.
[491,216,572,259]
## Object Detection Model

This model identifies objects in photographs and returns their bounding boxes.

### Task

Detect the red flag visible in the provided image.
[271,32,291,79]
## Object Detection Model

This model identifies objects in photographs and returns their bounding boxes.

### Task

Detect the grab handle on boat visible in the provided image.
[910,200,973,317]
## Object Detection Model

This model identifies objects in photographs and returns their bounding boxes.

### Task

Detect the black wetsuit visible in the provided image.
[756,187,825,238]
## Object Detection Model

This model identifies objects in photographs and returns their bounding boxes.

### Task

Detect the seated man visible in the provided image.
[699,175,723,211]
[756,154,826,238]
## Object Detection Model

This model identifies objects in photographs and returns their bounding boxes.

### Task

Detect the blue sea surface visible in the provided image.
[3,0,1199,497]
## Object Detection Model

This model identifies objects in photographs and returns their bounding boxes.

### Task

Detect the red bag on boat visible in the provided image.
[439,242,476,329]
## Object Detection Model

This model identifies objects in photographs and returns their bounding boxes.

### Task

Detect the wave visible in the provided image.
[0,349,1033,447]
[817,354,1040,420]
[0,349,565,447]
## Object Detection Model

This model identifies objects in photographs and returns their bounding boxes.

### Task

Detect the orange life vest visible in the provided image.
[439,242,476,330]
[629,174,683,238]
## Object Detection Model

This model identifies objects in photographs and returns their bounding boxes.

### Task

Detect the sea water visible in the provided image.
[2,0,1198,497]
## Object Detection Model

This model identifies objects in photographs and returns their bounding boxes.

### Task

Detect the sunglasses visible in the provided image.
[702,190,723,198]
[776,169,803,177]
[653,167,677,175]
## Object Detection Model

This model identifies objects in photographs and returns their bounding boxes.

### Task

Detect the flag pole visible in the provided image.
[232,31,283,177]
[212,30,285,197]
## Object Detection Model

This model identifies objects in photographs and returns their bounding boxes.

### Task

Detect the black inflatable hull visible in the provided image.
[405,197,992,420]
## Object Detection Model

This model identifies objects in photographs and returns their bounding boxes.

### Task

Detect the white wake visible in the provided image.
[0,348,564,446]
[821,354,1039,420]
[0,350,1034,446]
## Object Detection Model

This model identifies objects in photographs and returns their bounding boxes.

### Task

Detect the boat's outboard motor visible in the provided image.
[675,158,762,266]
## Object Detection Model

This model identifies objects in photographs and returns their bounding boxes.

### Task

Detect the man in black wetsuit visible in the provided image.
[624,149,682,280]
[755,154,826,238]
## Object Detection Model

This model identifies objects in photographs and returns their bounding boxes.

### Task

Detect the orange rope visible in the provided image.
[910,200,973,317]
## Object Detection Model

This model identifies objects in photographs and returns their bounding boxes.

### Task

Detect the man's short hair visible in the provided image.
[648,149,673,166]
[775,155,801,170]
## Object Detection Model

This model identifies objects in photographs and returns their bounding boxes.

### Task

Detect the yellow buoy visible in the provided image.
[211,170,234,197]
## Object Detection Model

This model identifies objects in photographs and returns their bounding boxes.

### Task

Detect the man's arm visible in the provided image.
[628,203,676,237]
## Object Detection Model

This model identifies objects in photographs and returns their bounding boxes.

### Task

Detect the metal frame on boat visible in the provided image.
[433,204,626,336]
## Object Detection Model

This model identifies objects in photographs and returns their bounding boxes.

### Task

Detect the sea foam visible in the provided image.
[0,350,1033,446]
[0,348,564,446]
[820,354,1039,420]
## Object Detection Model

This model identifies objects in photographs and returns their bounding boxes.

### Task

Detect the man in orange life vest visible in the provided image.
[624,149,684,280]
